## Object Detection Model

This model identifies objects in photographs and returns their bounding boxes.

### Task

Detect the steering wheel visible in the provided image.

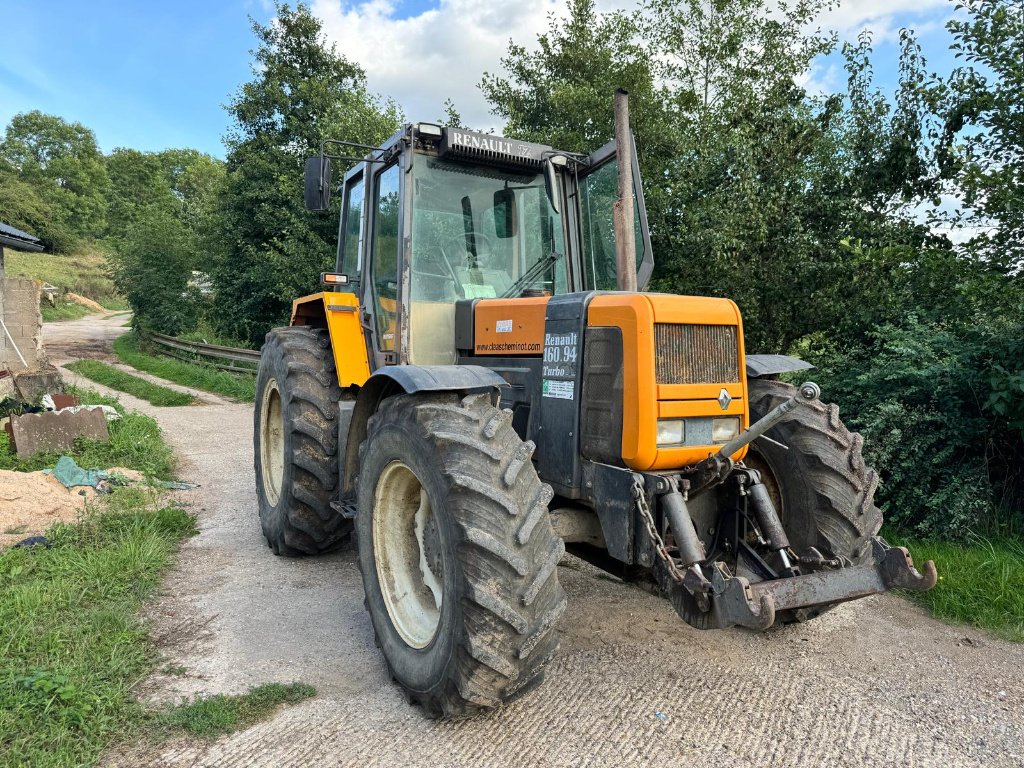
[459,231,494,268]
[415,244,464,299]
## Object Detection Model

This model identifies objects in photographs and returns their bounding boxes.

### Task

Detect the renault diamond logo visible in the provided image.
[718,388,732,410]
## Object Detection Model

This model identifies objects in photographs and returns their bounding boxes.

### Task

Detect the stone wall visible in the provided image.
[0,277,44,370]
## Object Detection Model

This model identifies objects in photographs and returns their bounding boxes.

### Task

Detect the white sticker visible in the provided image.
[542,379,575,400]
[495,319,513,333]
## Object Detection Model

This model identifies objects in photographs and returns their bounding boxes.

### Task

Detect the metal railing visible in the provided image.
[149,332,260,374]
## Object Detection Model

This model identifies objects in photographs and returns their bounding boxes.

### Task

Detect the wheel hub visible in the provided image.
[372,461,444,649]
[258,378,285,506]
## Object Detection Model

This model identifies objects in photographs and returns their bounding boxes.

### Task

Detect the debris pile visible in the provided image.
[1,391,119,457]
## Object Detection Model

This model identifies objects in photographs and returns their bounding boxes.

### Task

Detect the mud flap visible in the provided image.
[700,537,937,630]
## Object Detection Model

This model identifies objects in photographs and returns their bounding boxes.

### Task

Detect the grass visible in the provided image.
[4,246,123,308]
[114,334,256,403]
[0,487,198,767]
[158,683,316,739]
[41,301,94,323]
[65,360,196,408]
[893,534,1024,642]
[178,320,256,350]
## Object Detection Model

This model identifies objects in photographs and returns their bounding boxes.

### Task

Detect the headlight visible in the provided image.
[712,417,741,443]
[656,419,685,446]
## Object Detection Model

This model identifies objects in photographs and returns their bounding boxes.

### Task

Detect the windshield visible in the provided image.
[411,158,567,302]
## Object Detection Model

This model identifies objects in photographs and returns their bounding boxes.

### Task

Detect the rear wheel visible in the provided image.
[356,392,566,718]
[254,326,351,555]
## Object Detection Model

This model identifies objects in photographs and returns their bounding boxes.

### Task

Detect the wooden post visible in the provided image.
[613,88,637,292]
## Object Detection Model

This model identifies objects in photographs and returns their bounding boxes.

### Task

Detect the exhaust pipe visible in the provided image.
[614,88,637,292]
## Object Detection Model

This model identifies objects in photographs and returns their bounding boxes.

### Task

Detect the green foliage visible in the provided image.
[796,311,1024,539]
[891,534,1024,642]
[0,392,176,479]
[0,171,78,252]
[940,0,1024,269]
[65,360,196,407]
[114,334,257,402]
[104,148,178,236]
[209,1,402,346]
[0,495,196,768]
[158,683,316,739]
[0,110,109,240]
[484,0,945,352]
[482,0,661,153]
[107,206,201,334]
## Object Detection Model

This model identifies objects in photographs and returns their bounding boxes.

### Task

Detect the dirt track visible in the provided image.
[46,318,1024,768]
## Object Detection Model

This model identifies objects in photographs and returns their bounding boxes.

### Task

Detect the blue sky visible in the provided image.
[0,0,961,159]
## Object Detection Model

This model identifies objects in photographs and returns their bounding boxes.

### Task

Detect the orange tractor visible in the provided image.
[254,102,936,718]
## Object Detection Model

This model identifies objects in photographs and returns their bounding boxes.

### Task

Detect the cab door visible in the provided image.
[575,135,654,291]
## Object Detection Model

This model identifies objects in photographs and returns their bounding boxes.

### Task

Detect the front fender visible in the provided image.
[340,365,507,495]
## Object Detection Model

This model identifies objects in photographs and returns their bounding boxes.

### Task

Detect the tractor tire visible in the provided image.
[745,378,884,623]
[745,378,883,565]
[355,392,567,719]
[254,326,351,556]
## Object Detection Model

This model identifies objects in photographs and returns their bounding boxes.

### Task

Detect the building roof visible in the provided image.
[0,221,45,252]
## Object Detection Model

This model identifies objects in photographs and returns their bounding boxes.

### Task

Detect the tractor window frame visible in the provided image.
[336,170,365,293]
[576,136,654,291]
[368,160,402,357]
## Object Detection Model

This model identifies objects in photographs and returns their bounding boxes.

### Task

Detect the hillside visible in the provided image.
[4,246,127,320]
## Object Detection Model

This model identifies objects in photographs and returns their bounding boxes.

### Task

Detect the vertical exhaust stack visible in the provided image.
[614,88,637,292]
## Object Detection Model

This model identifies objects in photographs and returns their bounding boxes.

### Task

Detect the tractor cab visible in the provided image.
[302,124,653,369]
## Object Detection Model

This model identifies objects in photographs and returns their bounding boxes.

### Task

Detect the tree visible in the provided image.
[0,111,109,239]
[210,2,402,345]
[0,169,77,252]
[482,0,663,154]
[939,0,1024,270]
[108,206,200,335]
[105,148,177,237]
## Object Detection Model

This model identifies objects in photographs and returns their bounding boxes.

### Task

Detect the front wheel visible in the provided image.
[356,392,567,718]
[254,326,351,555]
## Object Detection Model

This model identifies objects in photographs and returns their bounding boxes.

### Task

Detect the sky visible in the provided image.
[0,0,962,159]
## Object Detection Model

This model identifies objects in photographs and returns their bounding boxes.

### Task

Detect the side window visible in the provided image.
[371,164,400,351]
[338,175,364,290]
[579,158,647,291]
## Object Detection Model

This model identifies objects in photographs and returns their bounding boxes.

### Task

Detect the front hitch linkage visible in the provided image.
[652,381,938,630]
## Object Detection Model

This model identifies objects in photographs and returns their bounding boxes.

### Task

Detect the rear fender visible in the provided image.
[290,292,371,388]
[340,365,507,495]
[745,354,813,379]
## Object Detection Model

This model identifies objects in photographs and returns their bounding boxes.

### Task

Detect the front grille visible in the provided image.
[655,324,740,385]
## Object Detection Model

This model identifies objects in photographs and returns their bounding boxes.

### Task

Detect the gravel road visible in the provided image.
[44,318,1024,767]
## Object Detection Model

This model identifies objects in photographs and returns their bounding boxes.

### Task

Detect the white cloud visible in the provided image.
[310,0,948,134]
[818,0,949,42]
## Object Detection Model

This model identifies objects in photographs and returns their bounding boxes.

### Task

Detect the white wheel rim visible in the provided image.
[372,460,443,649]
[259,378,285,506]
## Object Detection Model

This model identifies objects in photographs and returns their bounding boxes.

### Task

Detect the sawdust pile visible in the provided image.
[65,292,105,312]
[0,469,96,548]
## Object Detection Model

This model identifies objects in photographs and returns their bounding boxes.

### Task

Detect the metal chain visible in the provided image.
[631,475,686,584]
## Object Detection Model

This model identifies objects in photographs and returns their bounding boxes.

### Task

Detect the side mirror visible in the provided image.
[492,188,517,238]
[543,155,562,214]
[304,156,332,211]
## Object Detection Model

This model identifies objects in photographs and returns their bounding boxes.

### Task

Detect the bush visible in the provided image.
[795,314,1024,540]
[107,207,200,335]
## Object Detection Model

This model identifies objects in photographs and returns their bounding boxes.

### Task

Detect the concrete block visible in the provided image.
[8,407,109,457]
[14,368,61,401]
